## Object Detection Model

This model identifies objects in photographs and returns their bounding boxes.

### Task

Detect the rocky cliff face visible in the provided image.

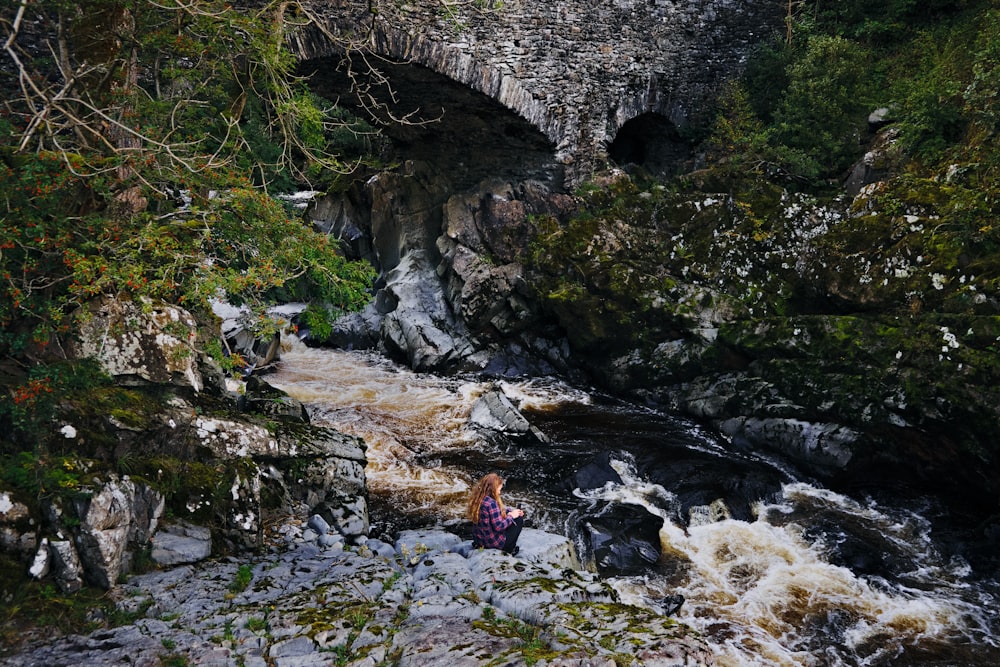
[0,296,369,594]
[303,141,1000,519]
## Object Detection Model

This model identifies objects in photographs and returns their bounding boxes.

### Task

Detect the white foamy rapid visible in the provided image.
[268,339,999,666]
[589,460,998,666]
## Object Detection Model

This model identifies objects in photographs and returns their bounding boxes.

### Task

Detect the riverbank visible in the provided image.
[0,518,707,667]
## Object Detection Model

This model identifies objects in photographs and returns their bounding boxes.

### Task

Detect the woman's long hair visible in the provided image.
[467,472,506,523]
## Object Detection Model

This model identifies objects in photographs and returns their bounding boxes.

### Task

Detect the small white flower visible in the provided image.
[60,425,77,439]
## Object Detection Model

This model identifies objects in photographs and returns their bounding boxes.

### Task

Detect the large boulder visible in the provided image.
[24,476,167,591]
[71,476,164,589]
[576,501,664,576]
[150,522,213,567]
[466,386,549,444]
[379,250,477,371]
[69,295,215,393]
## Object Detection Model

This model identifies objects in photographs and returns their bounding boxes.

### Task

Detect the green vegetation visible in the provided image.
[699,0,1000,312]
[0,0,384,618]
[0,578,128,656]
[229,564,254,594]
[522,0,1000,483]
[1,0,378,460]
[245,616,268,633]
[471,614,552,666]
[534,0,1000,329]
[711,0,993,186]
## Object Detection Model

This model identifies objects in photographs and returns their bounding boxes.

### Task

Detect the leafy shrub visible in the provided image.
[889,27,974,161]
[768,35,876,180]
[0,0,377,364]
[708,33,876,184]
[803,0,971,43]
[963,10,1000,137]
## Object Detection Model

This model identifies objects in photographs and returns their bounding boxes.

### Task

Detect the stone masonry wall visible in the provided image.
[290,0,784,185]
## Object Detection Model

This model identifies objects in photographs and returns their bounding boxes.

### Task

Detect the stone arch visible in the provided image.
[288,21,563,149]
[286,0,786,186]
[608,112,694,178]
[299,54,561,192]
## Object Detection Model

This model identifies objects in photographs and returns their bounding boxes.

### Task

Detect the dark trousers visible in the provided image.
[502,516,524,553]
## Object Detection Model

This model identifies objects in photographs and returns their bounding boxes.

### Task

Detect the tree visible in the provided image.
[1,0,378,431]
[769,35,875,180]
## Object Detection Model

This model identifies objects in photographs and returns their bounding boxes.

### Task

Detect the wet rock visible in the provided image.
[721,417,857,474]
[467,386,550,443]
[567,451,625,491]
[308,192,377,264]
[688,498,733,527]
[636,443,790,524]
[662,593,686,616]
[577,502,664,576]
[320,301,383,350]
[225,324,280,372]
[380,250,476,371]
[241,375,310,422]
[68,295,208,393]
[468,387,530,433]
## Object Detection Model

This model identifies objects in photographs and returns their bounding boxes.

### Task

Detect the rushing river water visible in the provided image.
[269,336,1000,666]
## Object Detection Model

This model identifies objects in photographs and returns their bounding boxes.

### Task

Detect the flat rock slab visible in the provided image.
[151,522,213,566]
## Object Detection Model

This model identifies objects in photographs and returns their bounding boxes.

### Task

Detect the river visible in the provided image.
[268,336,1000,666]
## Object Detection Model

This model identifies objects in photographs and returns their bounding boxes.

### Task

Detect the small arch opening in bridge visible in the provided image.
[609,113,694,178]
[302,58,560,193]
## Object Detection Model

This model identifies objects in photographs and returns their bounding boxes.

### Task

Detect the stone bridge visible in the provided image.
[289,0,783,188]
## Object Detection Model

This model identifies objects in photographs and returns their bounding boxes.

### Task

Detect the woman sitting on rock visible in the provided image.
[468,472,524,555]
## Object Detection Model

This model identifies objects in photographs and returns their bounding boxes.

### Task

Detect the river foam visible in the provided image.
[269,338,1000,666]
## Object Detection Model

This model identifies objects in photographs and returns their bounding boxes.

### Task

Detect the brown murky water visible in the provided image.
[270,337,1000,666]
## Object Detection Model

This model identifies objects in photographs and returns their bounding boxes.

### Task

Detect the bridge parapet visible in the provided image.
[290,0,782,185]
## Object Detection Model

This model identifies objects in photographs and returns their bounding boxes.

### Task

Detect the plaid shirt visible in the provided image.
[473,496,513,549]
